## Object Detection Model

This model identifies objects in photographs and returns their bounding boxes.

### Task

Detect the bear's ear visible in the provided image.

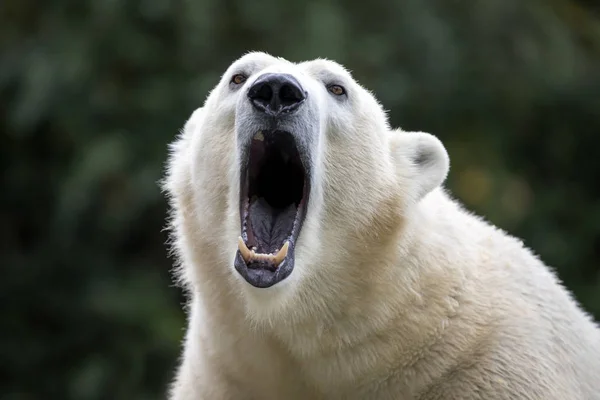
[389,130,450,201]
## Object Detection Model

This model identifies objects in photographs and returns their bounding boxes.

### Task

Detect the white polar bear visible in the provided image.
[163,52,600,400]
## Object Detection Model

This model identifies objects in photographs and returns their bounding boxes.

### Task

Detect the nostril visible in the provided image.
[248,83,273,105]
[279,84,305,108]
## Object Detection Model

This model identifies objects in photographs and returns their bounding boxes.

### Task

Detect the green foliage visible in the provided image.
[1,0,599,398]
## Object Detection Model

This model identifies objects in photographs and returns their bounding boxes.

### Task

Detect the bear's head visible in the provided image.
[165,52,449,318]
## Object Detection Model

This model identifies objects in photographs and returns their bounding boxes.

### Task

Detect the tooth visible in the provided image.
[239,238,290,267]
[238,237,253,262]
[272,241,290,266]
[253,131,264,141]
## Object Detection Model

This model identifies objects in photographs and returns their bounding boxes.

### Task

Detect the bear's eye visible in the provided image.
[231,74,247,85]
[327,84,346,96]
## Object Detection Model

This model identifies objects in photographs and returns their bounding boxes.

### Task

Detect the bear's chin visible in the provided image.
[234,130,310,288]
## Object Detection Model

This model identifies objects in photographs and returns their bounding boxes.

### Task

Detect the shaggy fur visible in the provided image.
[163,52,600,400]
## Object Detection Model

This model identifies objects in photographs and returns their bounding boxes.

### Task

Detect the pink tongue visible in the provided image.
[248,197,296,254]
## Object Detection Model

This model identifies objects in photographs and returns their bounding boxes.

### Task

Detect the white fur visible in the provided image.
[163,52,600,399]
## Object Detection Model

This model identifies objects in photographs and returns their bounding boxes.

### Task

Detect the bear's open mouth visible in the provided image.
[235,130,310,288]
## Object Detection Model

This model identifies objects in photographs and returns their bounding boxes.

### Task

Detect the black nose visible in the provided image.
[247,73,306,115]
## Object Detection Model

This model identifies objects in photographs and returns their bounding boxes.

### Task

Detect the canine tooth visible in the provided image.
[272,241,290,266]
[253,131,264,141]
[238,237,253,262]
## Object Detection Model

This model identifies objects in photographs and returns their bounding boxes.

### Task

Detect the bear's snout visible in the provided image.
[247,73,307,116]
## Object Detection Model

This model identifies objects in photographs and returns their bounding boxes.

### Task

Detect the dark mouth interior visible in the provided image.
[243,130,306,258]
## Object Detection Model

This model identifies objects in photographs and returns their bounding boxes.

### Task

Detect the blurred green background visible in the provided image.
[2,0,599,398]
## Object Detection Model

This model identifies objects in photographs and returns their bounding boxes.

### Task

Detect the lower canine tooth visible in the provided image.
[238,237,253,262]
[272,241,290,266]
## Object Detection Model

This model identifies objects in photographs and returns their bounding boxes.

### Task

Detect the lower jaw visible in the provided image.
[236,199,307,288]
[234,248,295,288]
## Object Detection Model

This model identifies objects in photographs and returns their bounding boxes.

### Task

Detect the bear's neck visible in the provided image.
[269,190,474,356]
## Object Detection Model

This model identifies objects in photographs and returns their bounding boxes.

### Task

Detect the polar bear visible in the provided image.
[163,52,600,400]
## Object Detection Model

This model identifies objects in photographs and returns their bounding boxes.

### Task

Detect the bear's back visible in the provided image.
[413,189,600,399]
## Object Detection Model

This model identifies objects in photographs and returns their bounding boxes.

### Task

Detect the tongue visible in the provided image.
[248,197,296,253]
